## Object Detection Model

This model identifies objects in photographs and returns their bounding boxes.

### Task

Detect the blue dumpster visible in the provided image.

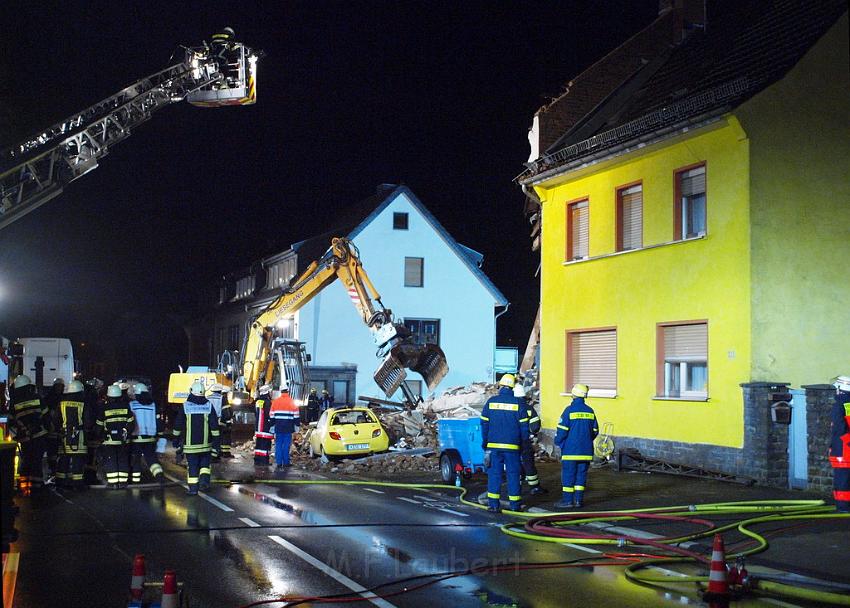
[437,417,486,483]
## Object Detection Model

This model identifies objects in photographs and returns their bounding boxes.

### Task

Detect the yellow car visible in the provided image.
[309,407,389,459]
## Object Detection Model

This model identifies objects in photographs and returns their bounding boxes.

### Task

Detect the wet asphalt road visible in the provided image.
[11,460,825,608]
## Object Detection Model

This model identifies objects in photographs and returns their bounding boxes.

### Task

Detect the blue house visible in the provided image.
[189,185,508,404]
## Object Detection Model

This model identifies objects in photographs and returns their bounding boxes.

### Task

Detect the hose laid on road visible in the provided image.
[214,478,850,605]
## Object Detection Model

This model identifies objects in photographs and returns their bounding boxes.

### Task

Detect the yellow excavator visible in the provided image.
[169,237,448,407]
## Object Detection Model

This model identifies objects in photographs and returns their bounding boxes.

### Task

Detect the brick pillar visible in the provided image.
[803,384,835,494]
[740,382,790,485]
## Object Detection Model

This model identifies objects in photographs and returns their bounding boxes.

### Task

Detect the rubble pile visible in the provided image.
[300,452,439,475]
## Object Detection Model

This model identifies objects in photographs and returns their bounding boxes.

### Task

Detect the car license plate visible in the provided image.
[346,443,369,451]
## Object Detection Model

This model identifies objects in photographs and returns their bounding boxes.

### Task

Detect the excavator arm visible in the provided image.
[237,238,448,402]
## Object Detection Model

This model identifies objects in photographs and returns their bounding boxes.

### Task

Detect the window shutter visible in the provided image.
[680,166,706,197]
[571,201,589,259]
[620,185,642,250]
[570,330,616,390]
[404,257,423,287]
[663,324,707,360]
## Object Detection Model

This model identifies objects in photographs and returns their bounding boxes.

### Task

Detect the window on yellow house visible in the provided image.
[617,183,643,251]
[567,199,589,260]
[657,321,707,399]
[566,328,617,397]
[675,164,706,240]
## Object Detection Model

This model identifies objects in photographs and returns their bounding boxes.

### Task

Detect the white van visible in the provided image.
[17,337,76,389]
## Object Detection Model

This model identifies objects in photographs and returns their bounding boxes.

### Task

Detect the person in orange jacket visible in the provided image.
[270,381,299,470]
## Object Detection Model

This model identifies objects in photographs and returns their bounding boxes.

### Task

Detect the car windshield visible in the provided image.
[332,410,372,425]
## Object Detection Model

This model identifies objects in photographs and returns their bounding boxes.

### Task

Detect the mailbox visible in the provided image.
[769,392,793,424]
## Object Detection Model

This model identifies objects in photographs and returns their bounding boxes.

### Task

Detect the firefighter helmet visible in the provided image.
[259,384,272,395]
[209,383,223,393]
[53,377,65,386]
[571,383,589,398]
[134,383,149,395]
[65,380,84,393]
[107,385,122,398]
[190,381,205,396]
[513,384,526,398]
[280,379,290,391]
[835,375,850,392]
[499,374,516,388]
[13,374,33,389]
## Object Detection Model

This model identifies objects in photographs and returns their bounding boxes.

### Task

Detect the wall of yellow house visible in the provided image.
[735,13,850,387]
[536,119,751,448]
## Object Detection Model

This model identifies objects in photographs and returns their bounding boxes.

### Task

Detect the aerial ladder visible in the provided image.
[233,237,449,407]
[0,32,261,230]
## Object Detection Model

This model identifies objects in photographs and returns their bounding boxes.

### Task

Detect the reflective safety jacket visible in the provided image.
[59,391,88,454]
[129,393,162,443]
[525,402,541,435]
[554,397,599,461]
[270,392,299,434]
[208,392,233,424]
[829,390,850,468]
[8,386,48,442]
[254,396,273,439]
[174,395,220,454]
[480,387,529,451]
[97,397,135,446]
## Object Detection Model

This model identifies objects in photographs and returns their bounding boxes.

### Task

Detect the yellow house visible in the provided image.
[520,2,849,482]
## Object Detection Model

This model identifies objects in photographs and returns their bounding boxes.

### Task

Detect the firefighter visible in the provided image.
[7,375,48,493]
[83,378,104,484]
[554,384,599,509]
[253,384,273,466]
[210,26,237,86]
[306,387,320,423]
[319,388,334,413]
[128,383,164,485]
[56,380,88,488]
[481,374,529,513]
[830,375,850,513]
[207,384,234,460]
[43,377,65,482]
[97,384,135,489]
[515,380,547,495]
[270,381,299,470]
[173,381,220,495]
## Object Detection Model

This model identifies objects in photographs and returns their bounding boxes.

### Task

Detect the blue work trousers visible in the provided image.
[275,431,292,466]
[486,449,522,510]
[186,451,211,493]
[561,460,590,504]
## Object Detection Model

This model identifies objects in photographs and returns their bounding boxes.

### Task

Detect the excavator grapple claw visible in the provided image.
[373,343,449,397]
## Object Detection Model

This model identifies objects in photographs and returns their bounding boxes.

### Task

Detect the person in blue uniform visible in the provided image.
[173,381,220,495]
[830,375,850,513]
[481,374,529,513]
[514,381,547,495]
[554,383,598,509]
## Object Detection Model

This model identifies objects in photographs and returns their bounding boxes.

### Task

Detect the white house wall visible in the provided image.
[297,191,499,401]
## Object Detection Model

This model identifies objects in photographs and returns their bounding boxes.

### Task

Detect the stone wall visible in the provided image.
[804,384,835,493]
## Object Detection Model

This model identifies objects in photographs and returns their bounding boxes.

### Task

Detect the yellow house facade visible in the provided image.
[521,5,848,481]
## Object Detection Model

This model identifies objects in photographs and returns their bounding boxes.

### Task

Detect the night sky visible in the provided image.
[0,1,659,386]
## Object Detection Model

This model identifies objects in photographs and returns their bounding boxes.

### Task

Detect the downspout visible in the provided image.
[494,302,510,381]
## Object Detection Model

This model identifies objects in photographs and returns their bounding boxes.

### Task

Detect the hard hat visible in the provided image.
[259,384,272,395]
[280,380,290,391]
[310,387,317,394]
[322,388,329,394]
[571,383,589,398]
[119,382,130,391]
[53,377,65,386]
[107,385,122,398]
[835,375,850,392]
[13,374,33,389]
[499,374,516,389]
[190,381,205,396]
[221,385,231,393]
[134,382,149,395]
[65,380,84,393]
[513,384,526,398]
[209,383,223,393]
[222,26,235,37]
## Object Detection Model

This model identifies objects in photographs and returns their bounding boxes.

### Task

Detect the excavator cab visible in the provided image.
[373,342,449,399]
[185,42,259,108]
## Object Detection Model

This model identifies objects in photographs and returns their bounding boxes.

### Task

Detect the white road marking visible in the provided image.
[163,473,233,512]
[396,497,421,505]
[436,508,469,518]
[363,488,384,494]
[414,495,438,502]
[239,517,261,528]
[267,535,398,608]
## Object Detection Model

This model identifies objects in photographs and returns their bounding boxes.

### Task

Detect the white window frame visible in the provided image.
[404,257,424,288]
[657,321,708,400]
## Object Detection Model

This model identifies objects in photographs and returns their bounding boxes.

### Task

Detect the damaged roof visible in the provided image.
[522,0,847,182]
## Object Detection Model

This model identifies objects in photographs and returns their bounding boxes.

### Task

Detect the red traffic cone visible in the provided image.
[703,533,730,604]
[129,554,145,601]
[161,569,178,608]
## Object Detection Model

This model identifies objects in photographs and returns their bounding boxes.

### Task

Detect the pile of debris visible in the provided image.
[300,450,439,475]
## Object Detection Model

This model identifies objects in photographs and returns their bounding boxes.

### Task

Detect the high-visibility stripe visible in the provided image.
[526,475,538,481]
[487,492,500,499]
[562,487,575,492]
[557,424,569,430]
[489,403,519,411]
[519,417,529,423]
[188,476,199,484]
[200,467,211,476]
[103,409,128,417]
[569,412,595,420]
[561,455,593,461]
[487,442,519,450]
[575,485,585,491]
[508,495,521,502]
[479,416,489,421]
[529,416,540,424]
